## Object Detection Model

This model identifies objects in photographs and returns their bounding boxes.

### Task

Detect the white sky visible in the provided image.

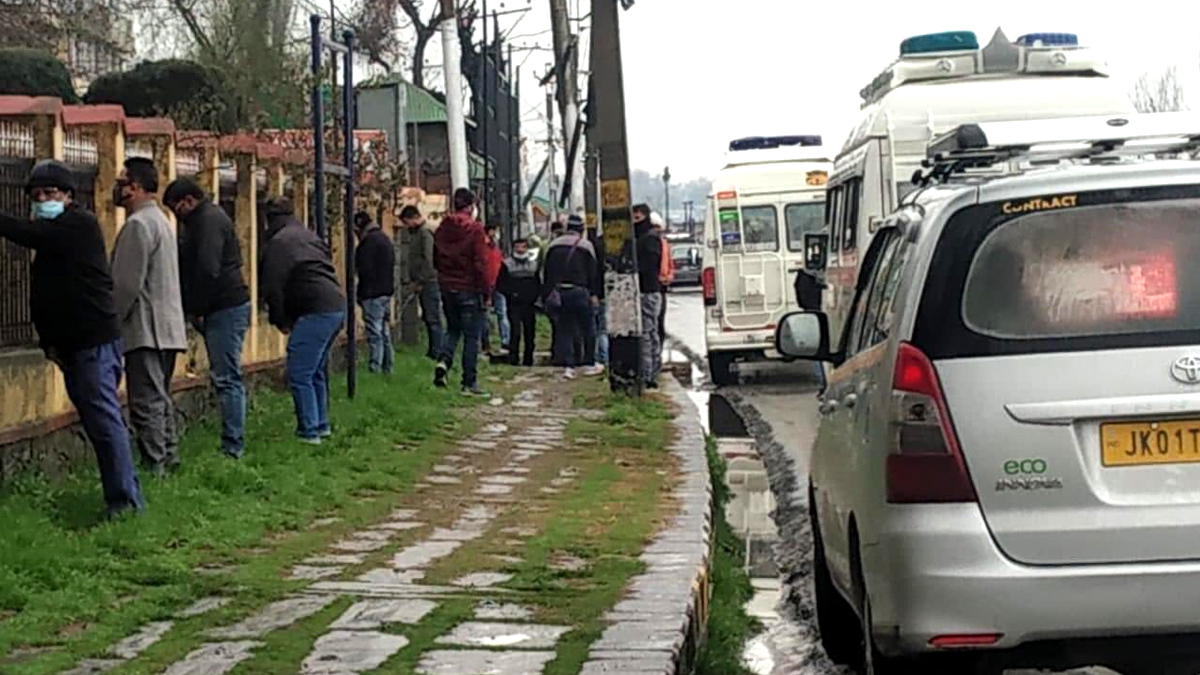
[327,0,1200,183]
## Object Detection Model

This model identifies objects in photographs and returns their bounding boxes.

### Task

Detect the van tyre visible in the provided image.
[708,353,735,386]
[811,498,859,665]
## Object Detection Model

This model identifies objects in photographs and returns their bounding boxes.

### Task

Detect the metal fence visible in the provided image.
[0,157,34,348]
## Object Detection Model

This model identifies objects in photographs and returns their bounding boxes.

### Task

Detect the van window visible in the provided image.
[786,202,824,252]
[963,199,1200,340]
[842,178,862,251]
[719,205,778,252]
[828,187,843,254]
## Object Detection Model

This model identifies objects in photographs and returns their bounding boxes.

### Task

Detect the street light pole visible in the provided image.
[440,0,469,190]
[662,165,671,231]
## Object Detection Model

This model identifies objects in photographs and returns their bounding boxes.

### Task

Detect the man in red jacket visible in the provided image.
[434,188,494,396]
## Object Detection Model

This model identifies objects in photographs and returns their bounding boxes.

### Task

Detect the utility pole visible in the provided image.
[590,0,640,395]
[480,0,490,223]
[440,0,469,190]
[549,0,585,215]
[545,84,557,224]
[662,166,671,231]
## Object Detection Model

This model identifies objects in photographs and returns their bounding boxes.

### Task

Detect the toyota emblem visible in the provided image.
[1171,356,1200,385]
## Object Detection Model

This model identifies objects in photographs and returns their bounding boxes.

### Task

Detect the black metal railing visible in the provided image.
[0,157,34,348]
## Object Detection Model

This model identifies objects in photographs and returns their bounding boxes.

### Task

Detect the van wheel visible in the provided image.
[708,353,735,386]
[810,497,859,665]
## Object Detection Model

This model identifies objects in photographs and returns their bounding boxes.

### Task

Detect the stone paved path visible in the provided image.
[56,369,704,675]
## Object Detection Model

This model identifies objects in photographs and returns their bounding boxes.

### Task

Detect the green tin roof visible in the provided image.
[359,75,447,125]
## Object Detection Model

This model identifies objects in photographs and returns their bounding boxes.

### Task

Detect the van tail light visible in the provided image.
[886,343,977,504]
[702,268,717,306]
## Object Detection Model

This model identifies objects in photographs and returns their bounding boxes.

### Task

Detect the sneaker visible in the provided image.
[318,428,333,439]
[645,380,659,390]
[298,436,323,446]
[461,385,491,398]
[563,367,577,380]
[581,364,605,377]
[434,362,449,388]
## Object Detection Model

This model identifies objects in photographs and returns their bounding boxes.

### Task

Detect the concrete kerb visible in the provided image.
[578,375,714,675]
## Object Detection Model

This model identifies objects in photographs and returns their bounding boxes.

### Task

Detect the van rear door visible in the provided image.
[715,201,789,332]
[915,188,1200,566]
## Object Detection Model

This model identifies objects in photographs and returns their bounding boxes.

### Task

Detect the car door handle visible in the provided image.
[842,393,858,409]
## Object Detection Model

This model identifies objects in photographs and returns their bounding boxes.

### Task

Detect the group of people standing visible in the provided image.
[0,159,361,519]
[398,188,607,398]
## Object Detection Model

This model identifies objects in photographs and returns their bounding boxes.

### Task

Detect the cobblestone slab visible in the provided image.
[175,596,232,618]
[475,602,533,620]
[59,658,123,675]
[578,376,712,675]
[208,595,337,638]
[299,630,409,674]
[109,620,173,659]
[435,621,569,649]
[416,650,556,675]
[163,641,262,675]
[331,599,438,629]
[289,565,343,580]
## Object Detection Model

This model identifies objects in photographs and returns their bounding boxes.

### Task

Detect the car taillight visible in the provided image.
[886,343,976,504]
[702,268,716,306]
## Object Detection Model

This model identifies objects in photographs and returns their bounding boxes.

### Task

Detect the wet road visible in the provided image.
[663,289,1128,675]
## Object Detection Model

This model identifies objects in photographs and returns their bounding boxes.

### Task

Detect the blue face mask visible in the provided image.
[32,201,65,220]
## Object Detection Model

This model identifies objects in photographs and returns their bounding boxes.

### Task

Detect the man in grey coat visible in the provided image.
[112,158,188,476]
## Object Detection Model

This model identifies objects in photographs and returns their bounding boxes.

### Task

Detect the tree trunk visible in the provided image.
[412,28,433,90]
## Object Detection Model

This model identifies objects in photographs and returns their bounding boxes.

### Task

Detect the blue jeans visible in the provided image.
[553,287,596,368]
[419,282,445,360]
[440,291,484,389]
[203,303,250,458]
[286,311,345,440]
[361,296,394,374]
[594,302,609,366]
[59,340,146,516]
[482,290,510,350]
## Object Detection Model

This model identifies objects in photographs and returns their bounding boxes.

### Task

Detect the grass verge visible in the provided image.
[695,436,759,675]
[0,345,485,675]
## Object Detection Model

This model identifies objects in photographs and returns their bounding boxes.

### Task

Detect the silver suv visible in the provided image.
[777,122,1200,675]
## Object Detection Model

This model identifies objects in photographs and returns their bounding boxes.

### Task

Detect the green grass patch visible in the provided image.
[0,346,487,675]
[695,436,759,675]
[373,598,474,674]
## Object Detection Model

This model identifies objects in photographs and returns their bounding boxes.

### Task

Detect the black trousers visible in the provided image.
[508,301,538,366]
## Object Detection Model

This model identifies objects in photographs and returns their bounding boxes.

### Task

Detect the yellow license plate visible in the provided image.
[1101,420,1200,467]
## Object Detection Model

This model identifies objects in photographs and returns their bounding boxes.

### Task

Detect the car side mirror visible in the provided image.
[775,311,833,360]
[804,234,828,271]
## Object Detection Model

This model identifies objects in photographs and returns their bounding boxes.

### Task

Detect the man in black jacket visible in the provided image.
[497,238,540,367]
[0,160,145,518]
[354,211,396,374]
[633,203,664,389]
[260,199,346,444]
[164,178,252,459]
[542,215,602,378]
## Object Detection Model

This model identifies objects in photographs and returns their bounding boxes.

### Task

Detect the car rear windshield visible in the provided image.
[913,186,1200,359]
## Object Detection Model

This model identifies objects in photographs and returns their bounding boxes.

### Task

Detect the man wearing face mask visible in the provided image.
[497,238,540,367]
[111,158,188,477]
[0,160,146,518]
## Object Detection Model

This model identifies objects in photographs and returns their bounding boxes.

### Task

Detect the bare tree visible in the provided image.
[1131,66,1187,113]
[353,0,451,90]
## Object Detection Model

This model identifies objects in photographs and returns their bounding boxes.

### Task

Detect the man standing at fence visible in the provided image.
[261,198,346,445]
[0,160,145,518]
[400,206,444,361]
[112,158,188,477]
[164,177,251,460]
[354,211,395,374]
[433,188,492,397]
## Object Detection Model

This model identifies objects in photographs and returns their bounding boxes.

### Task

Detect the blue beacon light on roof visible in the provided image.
[1015,33,1080,47]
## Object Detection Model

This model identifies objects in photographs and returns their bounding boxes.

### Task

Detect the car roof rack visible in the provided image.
[915,112,1200,185]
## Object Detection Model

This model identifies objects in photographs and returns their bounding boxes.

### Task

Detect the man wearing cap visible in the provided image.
[0,160,146,518]
[112,158,188,477]
[260,198,346,445]
[634,203,664,389]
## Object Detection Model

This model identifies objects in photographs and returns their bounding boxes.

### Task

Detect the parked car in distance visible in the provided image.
[670,242,702,287]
